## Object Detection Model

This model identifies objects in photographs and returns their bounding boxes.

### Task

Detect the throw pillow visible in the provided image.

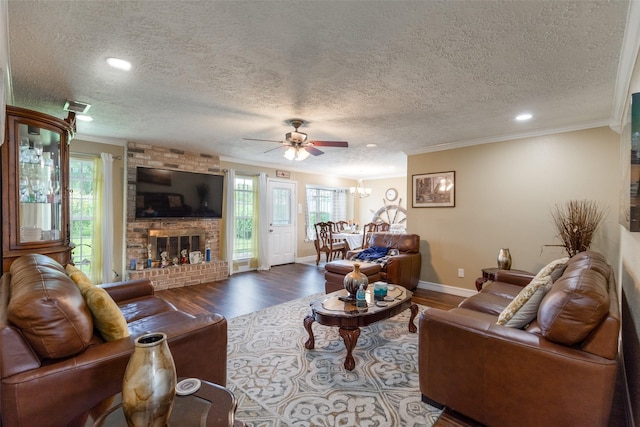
[65,265,130,341]
[497,257,569,328]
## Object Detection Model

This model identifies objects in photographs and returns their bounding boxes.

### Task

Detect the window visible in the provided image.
[272,187,292,225]
[69,156,96,276]
[305,186,347,239]
[233,175,257,260]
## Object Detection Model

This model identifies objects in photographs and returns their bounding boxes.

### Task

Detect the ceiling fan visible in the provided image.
[243,119,348,161]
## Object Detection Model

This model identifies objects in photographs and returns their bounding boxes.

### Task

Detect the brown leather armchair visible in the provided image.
[324,233,421,292]
[0,254,227,427]
[418,251,619,427]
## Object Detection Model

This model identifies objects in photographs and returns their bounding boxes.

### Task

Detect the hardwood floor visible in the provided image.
[157,262,464,319]
[155,262,626,427]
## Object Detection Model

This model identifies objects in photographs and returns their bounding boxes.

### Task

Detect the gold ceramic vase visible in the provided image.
[343,263,368,299]
[122,332,177,427]
[497,248,512,270]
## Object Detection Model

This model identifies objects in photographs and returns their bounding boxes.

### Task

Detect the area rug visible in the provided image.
[226,294,442,426]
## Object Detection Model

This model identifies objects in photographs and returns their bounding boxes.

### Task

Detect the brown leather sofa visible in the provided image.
[418,251,620,427]
[324,233,421,292]
[0,254,227,427]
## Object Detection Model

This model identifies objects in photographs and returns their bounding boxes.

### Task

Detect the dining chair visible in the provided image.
[314,222,347,265]
[376,222,390,232]
[333,220,350,232]
[361,222,378,249]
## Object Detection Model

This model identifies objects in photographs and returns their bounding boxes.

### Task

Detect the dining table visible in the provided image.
[333,232,364,251]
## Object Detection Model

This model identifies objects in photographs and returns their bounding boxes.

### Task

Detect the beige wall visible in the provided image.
[407,127,620,291]
[220,160,358,259]
[357,177,408,227]
[69,139,126,279]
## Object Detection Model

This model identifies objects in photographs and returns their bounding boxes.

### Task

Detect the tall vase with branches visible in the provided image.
[549,199,606,257]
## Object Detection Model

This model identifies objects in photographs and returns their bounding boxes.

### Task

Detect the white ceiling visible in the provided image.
[6,1,630,179]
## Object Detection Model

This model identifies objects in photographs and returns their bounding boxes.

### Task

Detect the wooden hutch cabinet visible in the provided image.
[1,106,76,273]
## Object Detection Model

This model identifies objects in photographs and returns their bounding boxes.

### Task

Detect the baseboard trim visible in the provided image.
[295,260,478,297]
[418,280,477,298]
[296,255,318,264]
[619,348,636,427]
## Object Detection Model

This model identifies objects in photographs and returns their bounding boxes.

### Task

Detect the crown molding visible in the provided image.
[609,0,640,133]
[404,119,609,155]
[74,133,128,146]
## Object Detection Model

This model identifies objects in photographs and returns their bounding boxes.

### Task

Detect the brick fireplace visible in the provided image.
[148,228,206,261]
[125,142,228,290]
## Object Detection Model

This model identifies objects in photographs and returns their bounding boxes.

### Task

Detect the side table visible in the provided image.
[475,267,532,291]
[93,379,244,427]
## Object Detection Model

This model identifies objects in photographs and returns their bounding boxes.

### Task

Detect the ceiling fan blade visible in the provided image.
[243,138,283,143]
[305,146,324,156]
[264,145,286,154]
[309,140,349,148]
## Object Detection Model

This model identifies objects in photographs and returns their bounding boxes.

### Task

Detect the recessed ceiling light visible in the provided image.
[515,113,533,122]
[366,143,377,147]
[106,57,132,71]
[77,115,93,122]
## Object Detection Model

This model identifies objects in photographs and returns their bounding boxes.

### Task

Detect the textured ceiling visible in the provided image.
[6,1,629,179]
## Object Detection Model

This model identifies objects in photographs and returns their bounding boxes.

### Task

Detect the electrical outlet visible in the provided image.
[457,268,464,278]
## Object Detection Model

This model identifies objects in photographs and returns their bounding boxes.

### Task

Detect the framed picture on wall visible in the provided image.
[412,171,455,208]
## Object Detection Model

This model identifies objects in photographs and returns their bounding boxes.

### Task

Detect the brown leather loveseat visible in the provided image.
[324,233,421,292]
[0,254,227,427]
[418,251,619,427]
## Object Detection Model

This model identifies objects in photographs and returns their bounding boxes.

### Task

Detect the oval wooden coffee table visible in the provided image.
[304,286,418,371]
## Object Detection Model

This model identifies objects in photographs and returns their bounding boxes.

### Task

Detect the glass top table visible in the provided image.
[92,379,242,427]
[304,286,418,370]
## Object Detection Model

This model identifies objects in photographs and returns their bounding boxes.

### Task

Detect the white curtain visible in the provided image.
[100,153,114,283]
[257,173,270,270]
[90,157,103,283]
[225,169,236,276]
[332,188,348,220]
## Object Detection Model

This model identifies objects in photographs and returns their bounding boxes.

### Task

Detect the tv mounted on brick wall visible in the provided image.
[135,166,224,219]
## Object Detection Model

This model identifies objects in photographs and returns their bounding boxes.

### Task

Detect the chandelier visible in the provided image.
[349,180,372,198]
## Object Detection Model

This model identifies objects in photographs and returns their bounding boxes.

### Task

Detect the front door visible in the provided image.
[268,179,296,266]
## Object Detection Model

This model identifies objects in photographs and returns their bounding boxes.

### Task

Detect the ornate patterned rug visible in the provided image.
[226,294,442,426]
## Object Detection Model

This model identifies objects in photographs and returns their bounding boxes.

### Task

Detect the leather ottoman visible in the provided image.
[324,260,382,293]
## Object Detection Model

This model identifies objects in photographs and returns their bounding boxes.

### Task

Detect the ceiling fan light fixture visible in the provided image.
[284,146,296,160]
[296,148,310,161]
[284,146,310,161]
[286,130,307,143]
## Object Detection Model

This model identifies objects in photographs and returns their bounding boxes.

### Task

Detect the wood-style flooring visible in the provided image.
[157,262,464,318]
[156,262,627,427]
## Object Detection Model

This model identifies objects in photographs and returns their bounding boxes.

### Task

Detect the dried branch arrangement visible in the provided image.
[550,200,606,257]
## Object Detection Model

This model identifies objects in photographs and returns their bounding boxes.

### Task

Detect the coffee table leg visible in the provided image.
[304,315,315,349]
[339,327,361,371]
[408,303,418,333]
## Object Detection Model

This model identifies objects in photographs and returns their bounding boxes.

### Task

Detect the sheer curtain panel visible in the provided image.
[100,153,114,283]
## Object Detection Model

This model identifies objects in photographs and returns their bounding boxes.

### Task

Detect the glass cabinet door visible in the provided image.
[17,123,62,242]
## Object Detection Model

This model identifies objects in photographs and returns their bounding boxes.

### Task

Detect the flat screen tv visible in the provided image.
[135,167,224,219]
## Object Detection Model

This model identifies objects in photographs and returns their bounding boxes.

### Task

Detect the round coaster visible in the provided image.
[176,378,201,395]
[383,296,394,302]
[376,301,389,307]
